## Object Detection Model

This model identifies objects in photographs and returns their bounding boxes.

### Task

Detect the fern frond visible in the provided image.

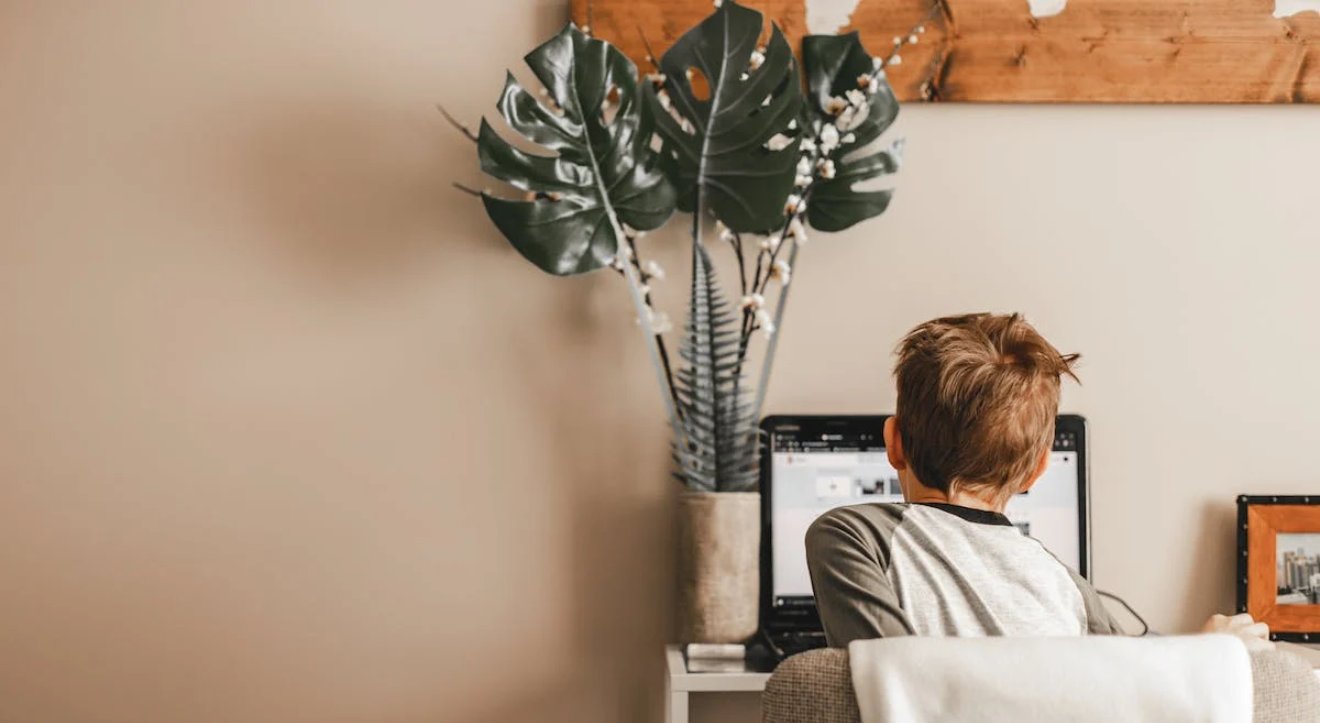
[672,243,761,493]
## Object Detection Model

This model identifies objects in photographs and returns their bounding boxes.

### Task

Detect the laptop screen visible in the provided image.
[767,416,1087,609]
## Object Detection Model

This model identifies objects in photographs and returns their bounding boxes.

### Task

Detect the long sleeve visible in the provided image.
[805,505,915,647]
[1065,567,1125,635]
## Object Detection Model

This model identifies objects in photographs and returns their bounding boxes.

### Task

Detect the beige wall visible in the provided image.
[3,1,1319,722]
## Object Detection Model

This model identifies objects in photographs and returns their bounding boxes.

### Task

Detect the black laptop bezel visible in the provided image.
[758,413,1090,634]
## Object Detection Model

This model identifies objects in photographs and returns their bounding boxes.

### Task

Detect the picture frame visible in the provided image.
[1237,495,1320,642]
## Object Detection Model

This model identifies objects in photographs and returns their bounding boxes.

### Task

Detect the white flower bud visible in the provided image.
[889,54,903,66]
[739,72,749,81]
[789,216,808,244]
[837,102,869,132]
[771,259,791,284]
[797,157,813,175]
[749,49,766,71]
[819,124,840,153]
[643,260,665,280]
[824,96,848,115]
[846,89,867,107]
[873,56,885,71]
[909,34,919,44]
[756,308,776,338]
[740,293,766,310]
[800,137,817,153]
[842,132,857,144]
[795,174,812,187]
[650,309,673,334]
[765,133,793,151]
[784,194,803,214]
[817,159,837,179]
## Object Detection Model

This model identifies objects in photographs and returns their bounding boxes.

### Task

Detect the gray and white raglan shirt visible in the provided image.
[805,502,1121,647]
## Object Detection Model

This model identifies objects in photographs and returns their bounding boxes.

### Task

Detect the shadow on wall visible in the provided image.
[1186,499,1243,623]
[504,280,680,722]
[228,97,679,722]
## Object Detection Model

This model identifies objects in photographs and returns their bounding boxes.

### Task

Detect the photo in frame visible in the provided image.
[1237,495,1320,642]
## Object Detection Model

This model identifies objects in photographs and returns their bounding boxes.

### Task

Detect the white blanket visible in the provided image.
[848,634,1252,723]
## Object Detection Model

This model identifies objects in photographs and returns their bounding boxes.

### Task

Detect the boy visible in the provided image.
[806,313,1120,645]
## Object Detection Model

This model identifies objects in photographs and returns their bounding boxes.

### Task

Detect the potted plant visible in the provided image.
[453,1,917,643]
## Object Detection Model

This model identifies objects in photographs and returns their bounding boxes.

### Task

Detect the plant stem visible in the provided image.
[617,240,680,436]
[741,185,808,351]
[437,105,479,143]
[626,236,683,422]
[731,232,747,297]
[751,236,799,423]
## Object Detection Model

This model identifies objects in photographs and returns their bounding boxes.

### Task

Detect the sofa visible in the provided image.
[762,647,1320,723]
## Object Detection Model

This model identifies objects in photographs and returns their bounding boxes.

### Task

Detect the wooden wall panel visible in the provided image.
[571,0,1320,103]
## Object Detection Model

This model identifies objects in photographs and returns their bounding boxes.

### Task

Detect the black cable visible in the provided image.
[1097,589,1151,636]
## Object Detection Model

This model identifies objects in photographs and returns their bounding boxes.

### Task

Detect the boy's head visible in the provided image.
[883,313,1079,509]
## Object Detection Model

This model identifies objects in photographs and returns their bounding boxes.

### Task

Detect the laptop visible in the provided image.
[757,414,1091,661]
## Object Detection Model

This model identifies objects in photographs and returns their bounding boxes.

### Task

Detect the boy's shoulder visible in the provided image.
[815,501,910,526]
[807,502,912,549]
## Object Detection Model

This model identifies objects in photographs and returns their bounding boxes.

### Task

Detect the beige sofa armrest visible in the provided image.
[1252,647,1320,723]
[763,648,858,723]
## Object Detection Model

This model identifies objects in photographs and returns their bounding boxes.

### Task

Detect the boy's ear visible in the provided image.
[1018,447,1051,494]
[884,417,907,471]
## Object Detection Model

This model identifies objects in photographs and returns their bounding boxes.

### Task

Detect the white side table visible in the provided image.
[665,645,771,723]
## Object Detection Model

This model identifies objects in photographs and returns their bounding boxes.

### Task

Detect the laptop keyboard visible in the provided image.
[770,630,828,658]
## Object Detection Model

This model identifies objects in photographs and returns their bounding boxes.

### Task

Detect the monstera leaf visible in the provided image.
[644,1,802,233]
[672,244,758,492]
[479,25,676,275]
[802,32,902,233]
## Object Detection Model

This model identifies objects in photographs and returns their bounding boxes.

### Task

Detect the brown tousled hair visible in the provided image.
[894,313,1079,505]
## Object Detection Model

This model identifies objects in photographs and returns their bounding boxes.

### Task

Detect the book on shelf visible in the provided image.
[684,643,745,660]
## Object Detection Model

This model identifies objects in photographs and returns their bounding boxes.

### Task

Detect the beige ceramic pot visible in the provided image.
[677,491,760,644]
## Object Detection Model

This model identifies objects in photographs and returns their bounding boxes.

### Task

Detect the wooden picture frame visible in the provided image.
[572,0,1320,104]
[1237,495,1320,642]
